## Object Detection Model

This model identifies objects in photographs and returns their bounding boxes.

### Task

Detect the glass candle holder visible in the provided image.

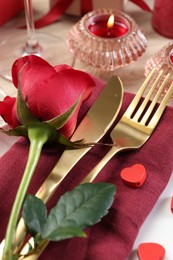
[68,8,147,71]
[145,42,173,74]
[145,42,173,95]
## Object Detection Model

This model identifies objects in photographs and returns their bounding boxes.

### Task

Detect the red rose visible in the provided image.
[0,55,95,138]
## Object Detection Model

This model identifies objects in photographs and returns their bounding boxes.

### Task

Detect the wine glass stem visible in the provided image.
[24,0,41,55]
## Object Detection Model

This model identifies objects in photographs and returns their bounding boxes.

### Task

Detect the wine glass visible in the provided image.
[0,0,72,81]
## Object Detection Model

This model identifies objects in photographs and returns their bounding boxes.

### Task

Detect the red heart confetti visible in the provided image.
[138,242,165,260]
[120,164,146,188]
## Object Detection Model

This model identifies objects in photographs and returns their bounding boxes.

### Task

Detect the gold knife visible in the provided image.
[34,76,123,203]
[5,76,123,256]
[17,76,124,258]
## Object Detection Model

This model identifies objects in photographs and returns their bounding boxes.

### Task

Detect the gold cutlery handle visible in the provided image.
[35,148,90,203]
[80,146,121,184]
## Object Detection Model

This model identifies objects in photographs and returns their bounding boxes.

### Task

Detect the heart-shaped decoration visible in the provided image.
[138,242,165,260]
[120,164,146,188]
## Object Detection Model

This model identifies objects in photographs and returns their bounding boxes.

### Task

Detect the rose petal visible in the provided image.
[12,55,56,88]
[0,96,17,127]
[54,64,72,73]
[9,56,95,137]
[11,55,56,114]
[36,69,95,137]
[11,57,76,121]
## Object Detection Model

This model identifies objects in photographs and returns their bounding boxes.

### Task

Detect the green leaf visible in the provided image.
[53,131,91,149]
[46,96,81,130]
[42,183,116,239]
[22,194,47,237]
[0,126,28,137]
[44,226,86,241]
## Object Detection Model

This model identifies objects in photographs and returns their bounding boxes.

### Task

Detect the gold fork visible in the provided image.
[19,69,173,259]
[81,69,173,184]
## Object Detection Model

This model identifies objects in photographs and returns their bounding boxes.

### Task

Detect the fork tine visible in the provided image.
[125,68,156,118]
[149,81,173,128]
[133,69,164,121]
[141,72,171,125]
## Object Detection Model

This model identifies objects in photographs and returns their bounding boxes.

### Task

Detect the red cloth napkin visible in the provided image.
[152,0,173,38]
[0,77,173,259]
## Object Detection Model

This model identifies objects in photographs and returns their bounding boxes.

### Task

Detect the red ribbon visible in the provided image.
[34,0,151,29]
[130,0,151,12]
[34,0,74,28]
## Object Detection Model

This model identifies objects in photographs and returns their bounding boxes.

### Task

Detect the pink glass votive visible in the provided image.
[68,9,147,71]
[145,42,173,95]
[145,42,173,75]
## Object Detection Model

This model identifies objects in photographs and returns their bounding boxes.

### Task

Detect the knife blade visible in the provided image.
[13,76,123,253]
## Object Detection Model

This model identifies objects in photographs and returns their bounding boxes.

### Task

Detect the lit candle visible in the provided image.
[88,14,129,38]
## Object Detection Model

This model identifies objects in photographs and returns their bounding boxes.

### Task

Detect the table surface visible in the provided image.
[0,1,173,259]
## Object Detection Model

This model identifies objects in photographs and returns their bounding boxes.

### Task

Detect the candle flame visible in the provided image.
[107,14,114,29]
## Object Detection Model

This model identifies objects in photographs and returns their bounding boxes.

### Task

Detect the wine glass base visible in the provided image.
[0,31,74,81]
